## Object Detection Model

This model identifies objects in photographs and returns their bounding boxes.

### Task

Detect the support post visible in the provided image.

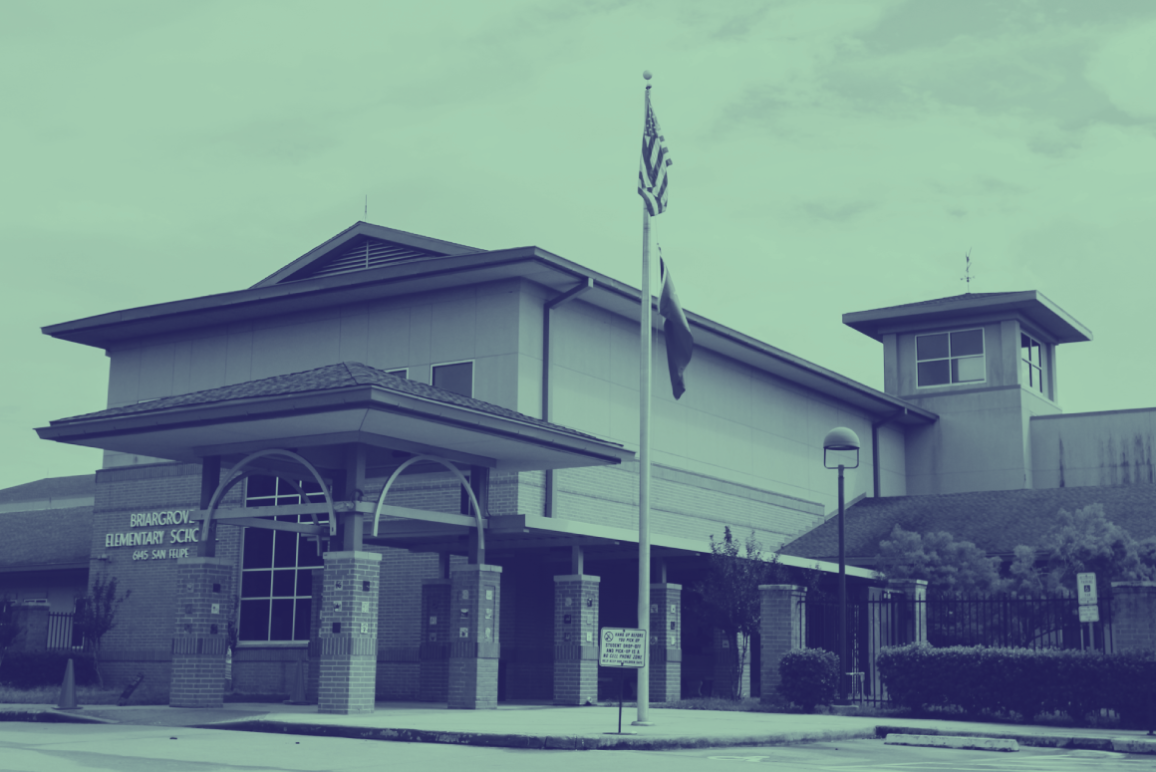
[419,578,452,702]
[318,551,381,714]
[448,564,502,709]
[170,557,231,707]
[759,584,807,703]
[648,583,681,702]
[553,573,600,705]
[887,579,928,645]
[198,456,220,558]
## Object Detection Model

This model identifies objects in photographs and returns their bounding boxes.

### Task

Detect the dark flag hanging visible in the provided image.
[659,255,693,399]
[638,92,672,216]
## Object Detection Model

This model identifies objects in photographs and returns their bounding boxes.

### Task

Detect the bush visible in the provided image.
[0,651,98,689]
[778,648,838,712]
[877,643,1156,725]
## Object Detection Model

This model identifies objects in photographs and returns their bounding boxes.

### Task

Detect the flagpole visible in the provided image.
[634,78,654,727]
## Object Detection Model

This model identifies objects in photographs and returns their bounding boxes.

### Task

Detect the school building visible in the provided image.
[4,220,1155,709]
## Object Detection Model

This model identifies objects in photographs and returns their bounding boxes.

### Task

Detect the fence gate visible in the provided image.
[806,591,911,707]
[805,589,1113,707]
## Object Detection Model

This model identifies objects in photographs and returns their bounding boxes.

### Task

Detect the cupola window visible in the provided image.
[1021,333,1045,394]
[916,329,985,387]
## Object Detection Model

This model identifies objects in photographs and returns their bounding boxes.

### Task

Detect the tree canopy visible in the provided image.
[877,504,1156,596]
[876,525,1004,594]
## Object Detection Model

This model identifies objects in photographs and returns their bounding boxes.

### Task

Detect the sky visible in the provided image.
[2,0,1154,491]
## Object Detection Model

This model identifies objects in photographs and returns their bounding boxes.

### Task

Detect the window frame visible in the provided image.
[1020,332,1046,395]
[431,359,475,398]
[237,476,327,646]
[914,328,987,389]
[386,368,408,378]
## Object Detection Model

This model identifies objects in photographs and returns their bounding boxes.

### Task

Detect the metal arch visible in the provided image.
[372,455,486,553]
[209,469,325,556]
[201,449,338,545]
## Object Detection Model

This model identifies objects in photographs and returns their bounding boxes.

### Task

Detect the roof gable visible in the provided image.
[251,221,482,288]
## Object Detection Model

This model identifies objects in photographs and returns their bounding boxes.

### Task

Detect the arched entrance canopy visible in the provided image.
[37,362,635,555]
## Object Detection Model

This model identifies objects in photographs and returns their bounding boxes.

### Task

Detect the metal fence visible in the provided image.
[47,611,83,650]
[806,591,1113,707]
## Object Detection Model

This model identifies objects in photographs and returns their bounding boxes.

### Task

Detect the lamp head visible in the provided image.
[823,426,861,469]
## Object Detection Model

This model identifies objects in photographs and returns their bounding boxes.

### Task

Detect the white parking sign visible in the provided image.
[599,627,647,668]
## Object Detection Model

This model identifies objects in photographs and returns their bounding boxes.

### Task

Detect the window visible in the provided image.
[386,368,408,378]
[432,361,473,397]
[916,329,985,387]
[239,476,326,643]
[1021,333,1045,394]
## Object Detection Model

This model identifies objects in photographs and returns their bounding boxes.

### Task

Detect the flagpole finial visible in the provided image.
[643,70,652,81]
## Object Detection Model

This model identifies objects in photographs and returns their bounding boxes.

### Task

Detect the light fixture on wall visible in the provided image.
[823,426,860,704]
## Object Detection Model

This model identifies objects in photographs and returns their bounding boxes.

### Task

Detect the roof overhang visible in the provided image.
[843,291,1092,344]
[35,383,634,474]
[367,511,880,578]
[42,230,935,426]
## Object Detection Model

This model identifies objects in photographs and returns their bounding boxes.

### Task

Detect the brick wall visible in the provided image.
[758,584,806,701]
[553,574,599,705]
[1111,582,1156,652]
[170,558,232,707]
[317,551,381,714]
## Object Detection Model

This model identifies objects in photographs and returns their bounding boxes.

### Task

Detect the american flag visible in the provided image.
[638,95,672,216]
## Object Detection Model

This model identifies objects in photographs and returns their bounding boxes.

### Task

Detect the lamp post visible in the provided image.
[823,426,860,703]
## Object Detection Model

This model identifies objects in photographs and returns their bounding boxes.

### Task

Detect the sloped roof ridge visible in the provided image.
[0,474,96,504]
[50,361,604,442]
[850,291,1023,315]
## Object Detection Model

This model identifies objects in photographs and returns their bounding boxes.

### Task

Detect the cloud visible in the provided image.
[799,199,875,221]
[1085,20,1156,120]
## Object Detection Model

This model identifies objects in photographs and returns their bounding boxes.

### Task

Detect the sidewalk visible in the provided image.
[3,700,1155,753]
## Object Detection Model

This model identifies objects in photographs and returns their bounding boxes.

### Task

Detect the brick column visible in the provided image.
[649,583,681,702]
[170,557,231,708]
[888,579,928,644]
[305,567,323,704]
[553,574,599,705]
[759,584,806,703]
[318,551,381,715]
[1110,582,1156,652]
[419,578,451,702]
[448,564,501,709]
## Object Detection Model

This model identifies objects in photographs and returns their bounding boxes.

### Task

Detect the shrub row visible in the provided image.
[0,651,99,689]
[877,643,1156,728]
[778,648,839,712]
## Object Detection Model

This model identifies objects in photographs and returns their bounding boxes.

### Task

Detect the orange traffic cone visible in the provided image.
[56,658,81,710]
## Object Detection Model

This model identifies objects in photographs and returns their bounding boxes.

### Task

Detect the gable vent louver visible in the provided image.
[295,236,440,280]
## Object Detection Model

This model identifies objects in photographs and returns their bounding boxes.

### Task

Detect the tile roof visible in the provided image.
[51,362,603,442]
[0,474,95,506]
[780,484,1156,563]
[0,505,93,571]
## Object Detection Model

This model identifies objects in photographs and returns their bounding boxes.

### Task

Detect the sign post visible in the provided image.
[1076,572,1099,650]
[599,627,647,734]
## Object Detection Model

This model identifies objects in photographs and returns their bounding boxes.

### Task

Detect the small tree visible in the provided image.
[1008,504,1156,595]
[693,527,776,699]
[0,597,22,675]
[876,525,1005,595]
[74,575,131,687]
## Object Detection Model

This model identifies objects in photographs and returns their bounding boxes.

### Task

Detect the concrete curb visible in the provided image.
[884,733,1018,752]
[875,725,1156,754]
[201,719,878,751]
[1109,737,1156,754]
[0,708,115,725]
